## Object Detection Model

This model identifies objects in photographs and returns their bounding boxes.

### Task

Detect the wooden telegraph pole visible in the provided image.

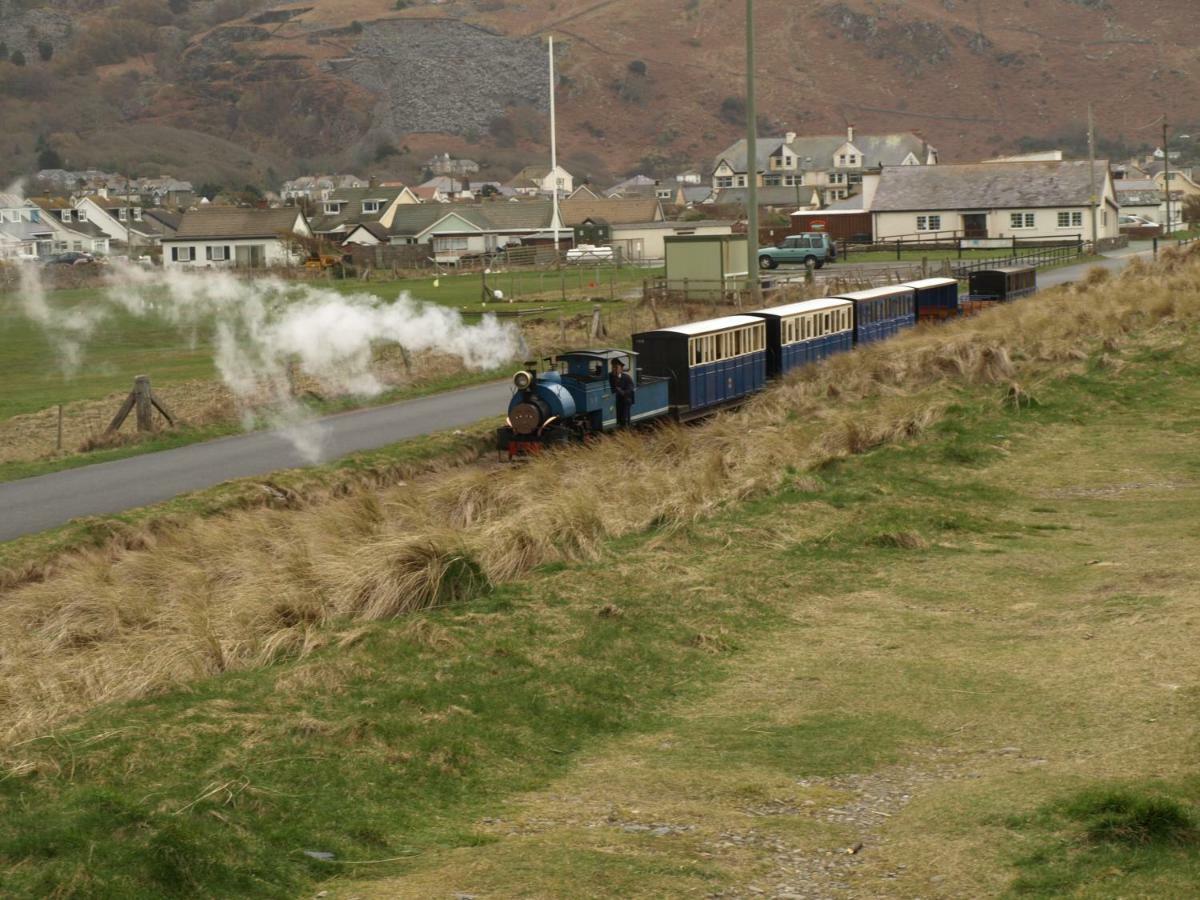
[745,0,761,306]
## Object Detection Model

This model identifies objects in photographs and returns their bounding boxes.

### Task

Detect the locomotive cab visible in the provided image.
[497,349,670,457]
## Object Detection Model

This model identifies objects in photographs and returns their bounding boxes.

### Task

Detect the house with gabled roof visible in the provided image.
[343,199,566,262]
[161,207,312,268]
[506,165,573,197]
[28,197,111,255]
[712,127,936,203]
[869,160,1118,243]
[309,186,421,239]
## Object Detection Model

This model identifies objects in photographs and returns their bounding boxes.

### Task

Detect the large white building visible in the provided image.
[869,160,1119,244]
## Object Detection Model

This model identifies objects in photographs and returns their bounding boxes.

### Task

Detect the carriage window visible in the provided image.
[692,339,702,365]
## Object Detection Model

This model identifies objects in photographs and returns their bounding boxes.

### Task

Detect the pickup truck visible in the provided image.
[757,233,837,270]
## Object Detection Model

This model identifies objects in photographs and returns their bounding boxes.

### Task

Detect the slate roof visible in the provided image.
[560,198,663,226]
[383,200,556,237]
[170,208,305,240]
[712,186,820,207]
[715,133,930,173]
[0,221,54,240]
[309,187,411,233]
[1116,179,1163,205]
[870,161,1112,212]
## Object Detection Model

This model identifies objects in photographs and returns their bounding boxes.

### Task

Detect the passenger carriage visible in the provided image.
[633,315,767,419]
[834,285,917,345]
[903,277,961,322]
[967,266,1037,302]
[750,298,854,377]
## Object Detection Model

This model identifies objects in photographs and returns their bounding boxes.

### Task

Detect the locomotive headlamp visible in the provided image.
[513,370,533,390]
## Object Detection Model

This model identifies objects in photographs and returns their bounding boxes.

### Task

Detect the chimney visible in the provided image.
[847,124,855,144]
[785,131,796,144]
[369,175,378,188]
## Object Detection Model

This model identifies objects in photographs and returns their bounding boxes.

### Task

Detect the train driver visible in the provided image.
[609,358,635,429]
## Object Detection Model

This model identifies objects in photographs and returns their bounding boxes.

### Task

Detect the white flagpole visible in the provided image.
[549,34,560,251]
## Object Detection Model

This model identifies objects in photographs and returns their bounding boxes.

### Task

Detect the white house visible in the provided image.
[506,165,574,197]
[0,193,55,259]
[869,160,1119,244]
[162,207,312,268]
[28,198,111,255]
[712,127,936,202]
[343,200,565,262]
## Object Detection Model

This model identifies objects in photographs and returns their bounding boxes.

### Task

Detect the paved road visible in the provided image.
[0,245,1158,544]
[0,380,513,543]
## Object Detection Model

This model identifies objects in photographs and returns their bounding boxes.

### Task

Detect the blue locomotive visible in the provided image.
[498,349,670,456]
[499,268,1035,455]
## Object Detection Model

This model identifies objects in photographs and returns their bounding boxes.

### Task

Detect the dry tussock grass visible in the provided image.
[3,249,1200,747]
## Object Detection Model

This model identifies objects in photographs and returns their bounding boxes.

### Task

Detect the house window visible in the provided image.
[362,200,382,214]
[133,209,142,221]
[72,241,82,251]
[171,246,195,262]
[838,154,847,165]
[59,210,70,222]
[77,209,88,222]
[1102,210,1108,226]
[1057,211,1084,228]
[206,245,230,261]
[848,155,858,165]
[829,172,845,185]
[848,173,863,185]
[716,176,733,188]
[764,175,782,187]
[117,208,126,221]
[784,174,803,186]
[1009,212,1036,229]
[323,202,343,215]
[735,175,747,187]
[433,236,469,252]
[916,215,941,231]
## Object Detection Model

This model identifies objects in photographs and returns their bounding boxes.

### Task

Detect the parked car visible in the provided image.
[758,233,837,270]
[566,244,614,263]
[43,251,97,266]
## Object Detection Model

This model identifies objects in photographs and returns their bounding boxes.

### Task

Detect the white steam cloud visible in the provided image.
[10,230,523,461]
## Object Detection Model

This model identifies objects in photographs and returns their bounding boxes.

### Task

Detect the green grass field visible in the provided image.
[3,294,1199,897]
[0,267,658,423]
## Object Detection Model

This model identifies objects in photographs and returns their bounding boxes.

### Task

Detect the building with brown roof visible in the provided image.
[161,207,312,268]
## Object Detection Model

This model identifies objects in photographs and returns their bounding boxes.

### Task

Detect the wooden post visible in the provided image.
[590,305,606,339]
[56,404,63,451]
[921,256,928,278]
[609,266,615,301]
[649,293,662,328]
[134,375,153,433]
[560,268,566,301]
[398,345,413,375]
[559,315,567,344]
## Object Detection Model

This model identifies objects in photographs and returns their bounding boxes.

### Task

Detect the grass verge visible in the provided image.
[1,251,1200,895]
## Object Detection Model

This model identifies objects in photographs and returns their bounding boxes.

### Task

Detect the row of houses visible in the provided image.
[156,195,736,269]
[0,192,181,260]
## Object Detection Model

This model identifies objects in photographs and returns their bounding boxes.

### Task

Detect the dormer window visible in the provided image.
[323,201,344,215]
[119,208,128,221]
[133,208,142,221]
[59,210,70,222]
[77,209,88,222]
[362,200,382,214]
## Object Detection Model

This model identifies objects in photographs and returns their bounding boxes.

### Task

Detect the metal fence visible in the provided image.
[949,241,1085,278]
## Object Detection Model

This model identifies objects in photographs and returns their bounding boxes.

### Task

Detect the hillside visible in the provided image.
[1,0,1199,187]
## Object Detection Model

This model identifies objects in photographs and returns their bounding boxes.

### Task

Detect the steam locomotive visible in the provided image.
[497,267,1035,456]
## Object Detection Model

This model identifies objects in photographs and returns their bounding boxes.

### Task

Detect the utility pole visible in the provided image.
[745,0,761,305]
[1087,103,1098,250]
[548,35,561,252]
[1163,119,1172,235]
